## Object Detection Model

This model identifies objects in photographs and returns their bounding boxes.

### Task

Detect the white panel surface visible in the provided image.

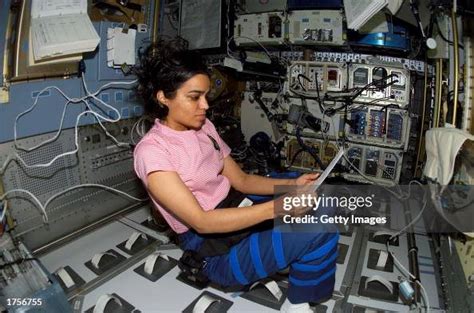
[40,221,142,283]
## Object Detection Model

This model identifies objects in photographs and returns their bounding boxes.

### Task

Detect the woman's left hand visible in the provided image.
[294,173,320,186]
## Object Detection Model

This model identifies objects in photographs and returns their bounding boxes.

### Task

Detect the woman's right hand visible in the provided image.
[273,186,317,218]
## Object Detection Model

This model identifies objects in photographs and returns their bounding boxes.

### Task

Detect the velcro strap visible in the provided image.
[144,252,169,275]
[250,280,283,301]
[92,252,117,269]
[192,294,220,313]
[365,275,393,294]
[93,294,122,313]
[373,230,398,240]
[56,267,75,288]
[376,250,389,270]
[125,232,147,250]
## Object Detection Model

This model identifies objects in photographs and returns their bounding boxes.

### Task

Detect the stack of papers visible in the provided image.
[343,0,388,31]
[30,0,100,61]
[28,32,83,66]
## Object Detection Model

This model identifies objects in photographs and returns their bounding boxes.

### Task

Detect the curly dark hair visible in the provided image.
[134,38,209,119]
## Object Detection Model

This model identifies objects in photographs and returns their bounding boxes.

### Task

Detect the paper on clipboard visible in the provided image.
[312,148,345,192]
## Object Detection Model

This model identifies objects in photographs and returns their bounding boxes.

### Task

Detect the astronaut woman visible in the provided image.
[133,38,339,313]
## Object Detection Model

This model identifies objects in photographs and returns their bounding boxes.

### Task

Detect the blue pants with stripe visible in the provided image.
[179,223,339,304]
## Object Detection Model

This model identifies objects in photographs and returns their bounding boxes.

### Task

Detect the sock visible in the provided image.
[280,299,313,313]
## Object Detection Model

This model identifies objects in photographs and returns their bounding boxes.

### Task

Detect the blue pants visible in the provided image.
[179,223,339,304]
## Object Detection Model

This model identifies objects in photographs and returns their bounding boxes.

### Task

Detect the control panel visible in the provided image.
[234,12,285,45]
[348,64,410,108]
[283,60,410,185]
[284,136,402,185]
[288,61,347,95]
[287,10,345,45]
[283,97,410,149]
[284,136,341,171]
[345,106,410,149]
[343,143,403,186]
[284,96,344,140]
[234,10,345,46]
[78,119,137,183]
[0,118,145,250]
[347,146,363,172]
[278,51,429,73]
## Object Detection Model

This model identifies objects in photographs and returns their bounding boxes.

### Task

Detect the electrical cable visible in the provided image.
[330,74,398,101]
[288,86,326,100]
[227,35,287,67]
[0,183,148,224]
[130,116,149,144]
[43,183,148,210]
[329,114,419,199]
[0,189,46,223]
[339,143,429,301]
[322,75,399,117]
[81,76,134,147]
[1,77,137,175]
[0,77,142,224]
[417,280,431,312]
[409,0,426,39]
[14,99,72,152]
[7,109,114,170]
[13,86,80,152]
[319,78,431,311]
[295,127,325,170]
[227,35,273,60]
[314,72,326,113]
[287,149,304,168]
[385,239,431,312]
[367,97,396,106]
[328,117,431,311]
[434,17,464,49]
[130,118,141,144]
[297,74,310,91]
[389,182,427,240]
[253,91,274,121]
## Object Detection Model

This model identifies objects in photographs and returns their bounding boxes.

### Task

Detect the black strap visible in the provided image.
[177,189,273,285]
[207,134,221,152]
[194,188,250,257]
[195,189,274,257]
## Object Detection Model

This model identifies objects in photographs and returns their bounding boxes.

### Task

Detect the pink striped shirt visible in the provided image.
[133,119,232,233]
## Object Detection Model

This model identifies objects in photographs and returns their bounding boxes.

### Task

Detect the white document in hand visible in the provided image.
[312,148,345,192]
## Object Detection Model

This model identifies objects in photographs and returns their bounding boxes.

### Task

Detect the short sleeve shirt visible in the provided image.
[133,119,232,233]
